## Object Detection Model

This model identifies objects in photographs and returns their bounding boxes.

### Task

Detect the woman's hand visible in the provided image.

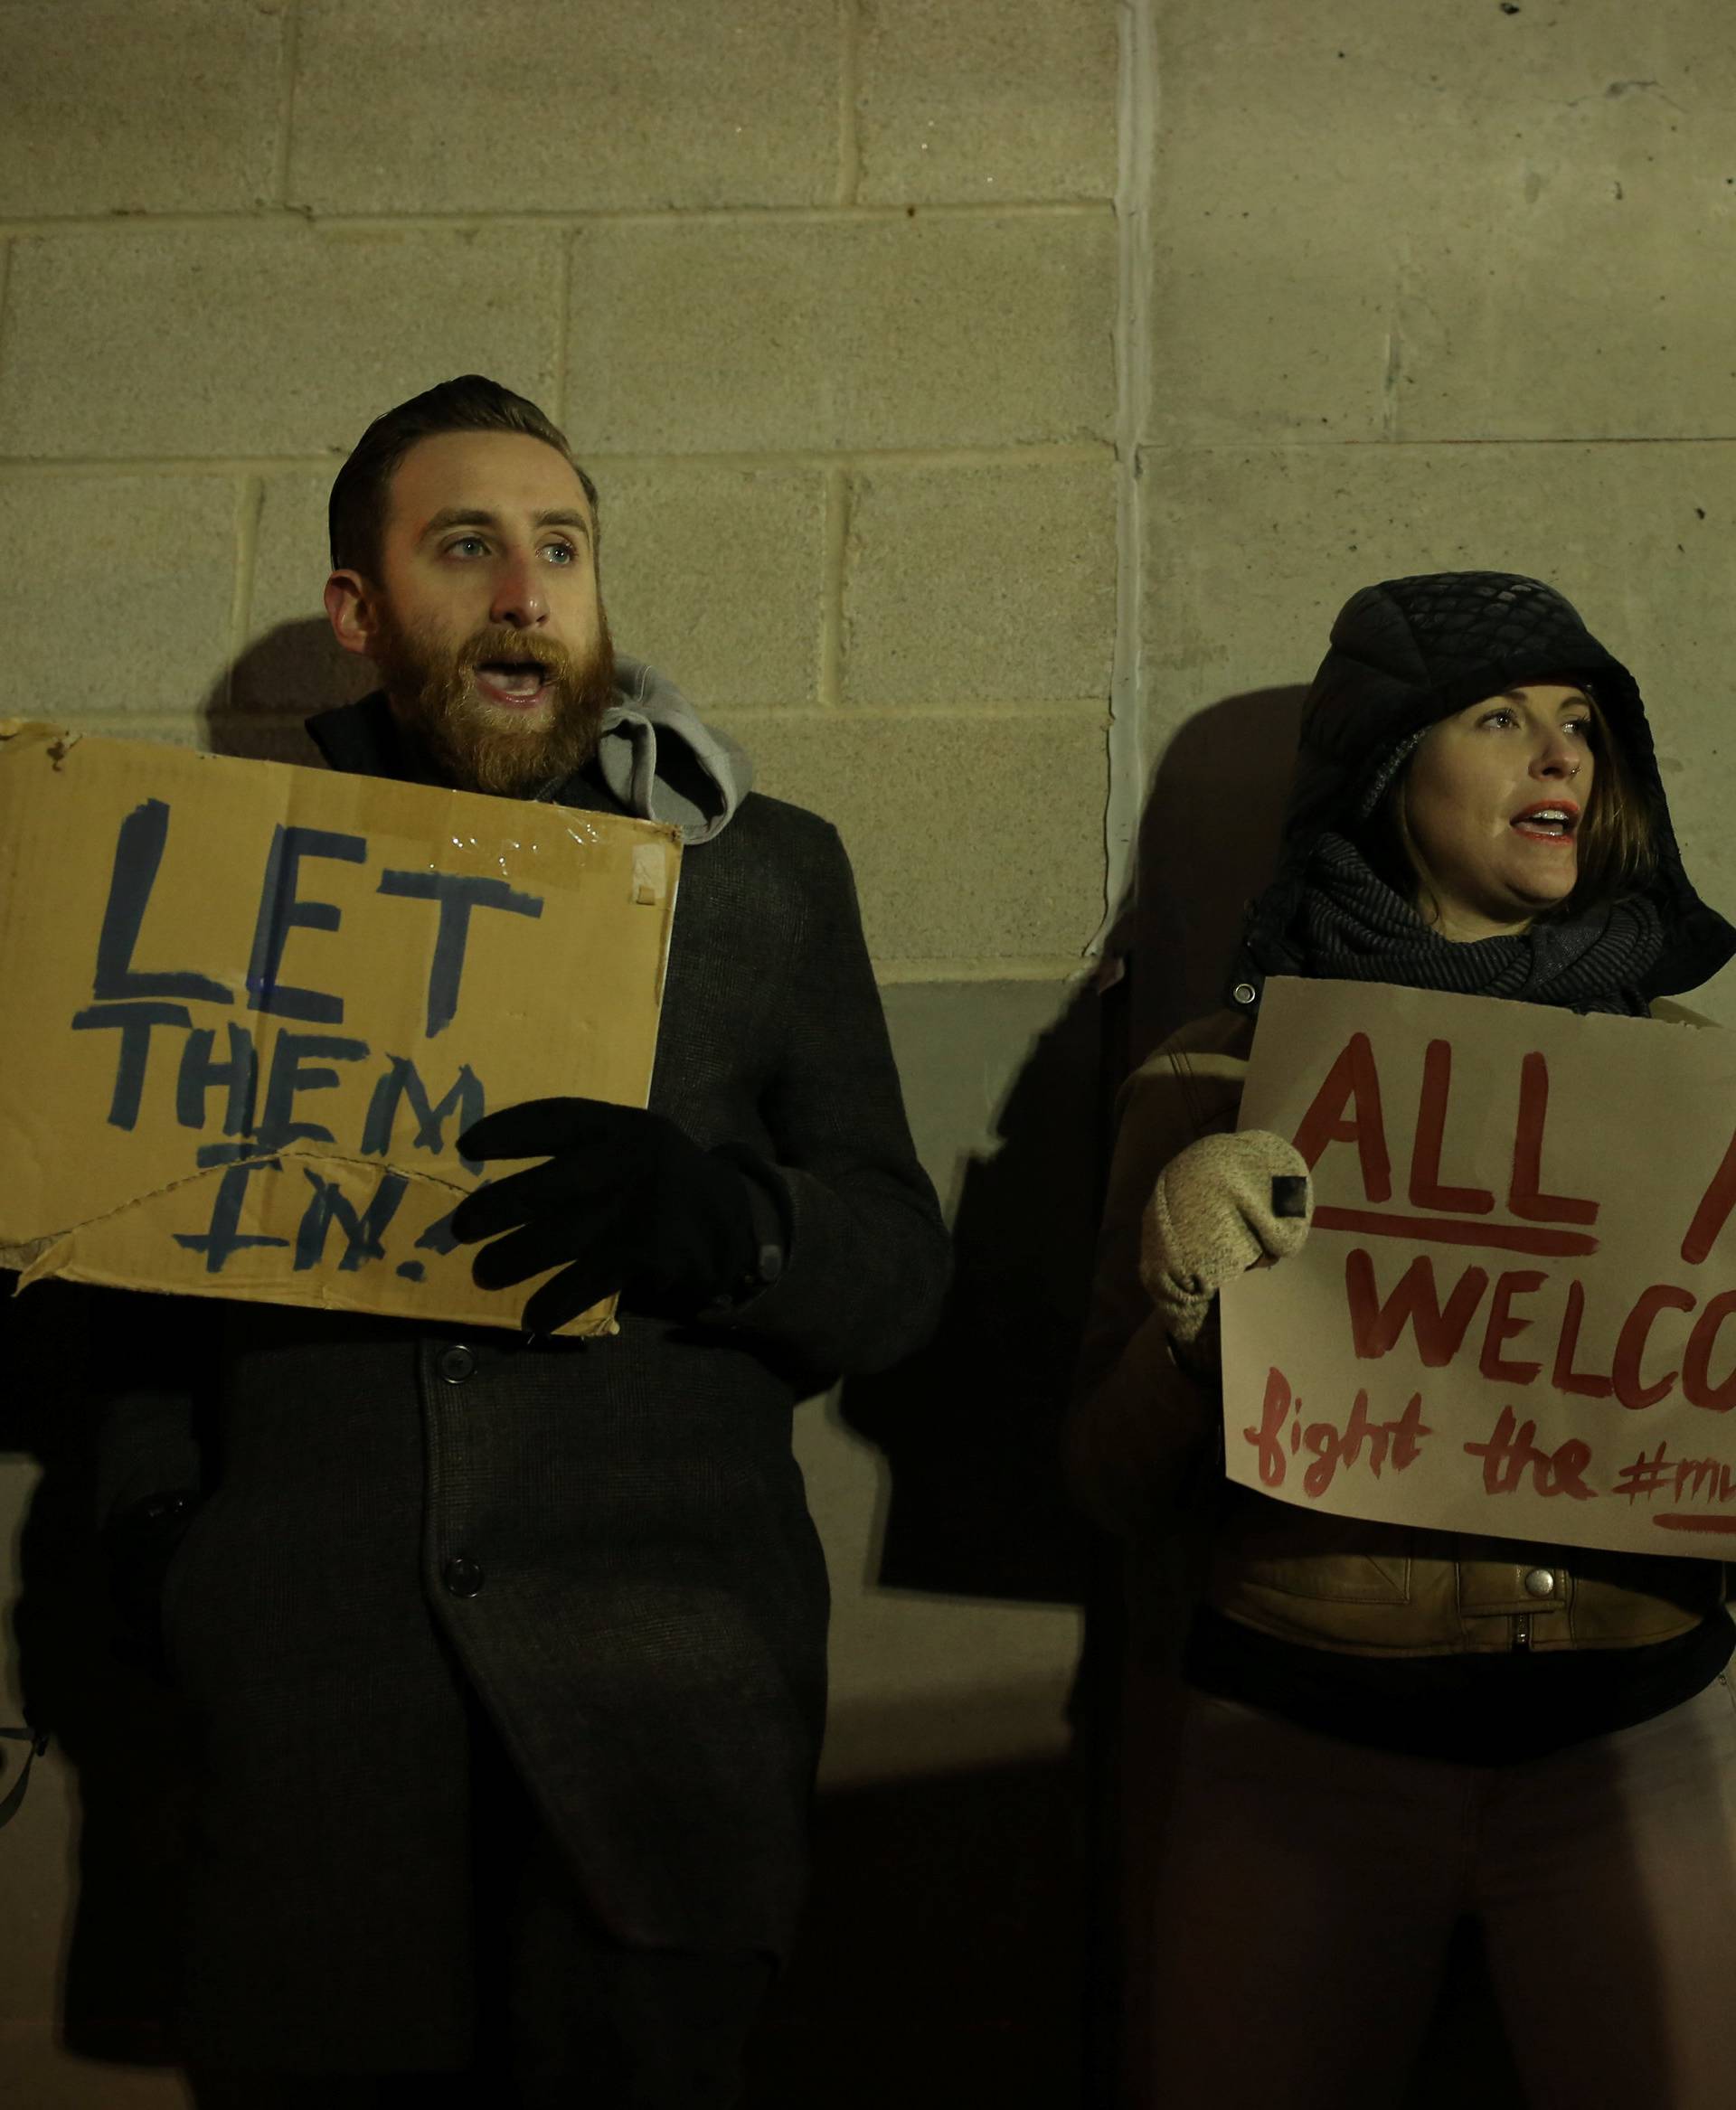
[1140,1130,1313,1348]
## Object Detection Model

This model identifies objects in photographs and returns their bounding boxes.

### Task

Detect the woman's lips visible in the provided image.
[1509,802,1579,846]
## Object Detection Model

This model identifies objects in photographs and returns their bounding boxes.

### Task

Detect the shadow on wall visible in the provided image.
[810,687,1305,2106]
[199,617,365,764]
[1,1276,192,2071]
[833,687,1307,1619]
[1120,684,1307,1059]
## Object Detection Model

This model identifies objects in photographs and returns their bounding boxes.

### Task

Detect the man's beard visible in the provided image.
[371,608,617,797]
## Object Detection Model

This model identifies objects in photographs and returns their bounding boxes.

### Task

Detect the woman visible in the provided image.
[1071,572,1736,2109]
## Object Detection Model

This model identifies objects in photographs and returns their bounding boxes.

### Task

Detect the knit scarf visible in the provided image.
[1288,833,1664,1016]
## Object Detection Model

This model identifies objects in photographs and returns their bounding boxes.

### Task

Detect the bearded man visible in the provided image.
[94,377,949,2109]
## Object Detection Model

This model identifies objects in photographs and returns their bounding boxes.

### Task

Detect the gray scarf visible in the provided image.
[1293,833,1664,1017]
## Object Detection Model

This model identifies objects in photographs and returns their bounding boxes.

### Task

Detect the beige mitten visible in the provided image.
[1140,1131,1313,1348]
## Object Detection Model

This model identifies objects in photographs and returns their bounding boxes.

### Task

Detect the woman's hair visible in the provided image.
[1361,686,1658,922]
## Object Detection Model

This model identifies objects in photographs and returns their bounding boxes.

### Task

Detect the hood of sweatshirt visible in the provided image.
[306,653,751,846]
[1231,570,1736,1004]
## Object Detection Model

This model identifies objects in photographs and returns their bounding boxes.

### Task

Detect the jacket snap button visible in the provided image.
[1232,981,1258,1007]
[443,1555,484,1598]
[1523,1568,1556,1597]
[439,1344,476,1384]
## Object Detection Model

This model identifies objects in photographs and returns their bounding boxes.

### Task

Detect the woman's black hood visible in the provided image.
[1229,570,1736,1008]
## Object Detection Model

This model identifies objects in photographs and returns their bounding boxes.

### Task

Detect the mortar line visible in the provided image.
[553,232,576,429]
[9,432,1731,485]
[712,698,1109,721]
[1090,0,1159,958]
[836,0,863,206]
[0,201,1104,239]
[0,442,1114,478]
[1139,434,1736,450]
[817,468,850,707]
[270,0,304,207]
[224,476,266,713]
[72,707,306,735]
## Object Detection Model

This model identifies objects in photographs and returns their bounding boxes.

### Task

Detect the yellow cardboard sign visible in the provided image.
[0,723,680,1334]
[1222,976,1736,1558]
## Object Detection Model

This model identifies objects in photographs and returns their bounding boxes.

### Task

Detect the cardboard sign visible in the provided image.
[0,722,680,1335]
[1222,976,1736,1559]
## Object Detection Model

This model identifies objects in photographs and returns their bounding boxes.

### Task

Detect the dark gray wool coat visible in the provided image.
[93,679,949,2071]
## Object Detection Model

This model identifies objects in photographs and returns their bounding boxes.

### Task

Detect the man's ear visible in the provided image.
[325,570,379,661]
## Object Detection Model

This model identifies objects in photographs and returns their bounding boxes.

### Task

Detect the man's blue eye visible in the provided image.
[542,542,575,564]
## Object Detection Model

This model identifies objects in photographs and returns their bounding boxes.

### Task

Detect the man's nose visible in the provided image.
[490,553,547,628]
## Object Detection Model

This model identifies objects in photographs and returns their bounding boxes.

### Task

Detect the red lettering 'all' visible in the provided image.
[1612,1285,1697,1411]
[1345,1248,1488,1367]
[1293,1031,1392,1204]
[1682,1129,1736,1267]
[1684,1290,1736,1413]
[1508,1052,1599,1226]
[1409,1039,1495,1215]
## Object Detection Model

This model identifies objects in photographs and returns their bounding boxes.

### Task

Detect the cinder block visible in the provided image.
[1149,1,1453,444]
[567,215,1116,454]
[1398,121,1736,441]
[595,466,826,708]
[0,475,238,724]
[844,459,1115,705]
[288,0,837,213]
[0,0,285,216]
[240,472,377,719]
[712,709,1107,963]
[856,0,1118,204]
[1140,440,1736,1018]
[1149,0,1736,444]
[0,228,563,459]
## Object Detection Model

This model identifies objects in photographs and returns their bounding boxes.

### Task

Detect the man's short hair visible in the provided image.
[328,375,600,579]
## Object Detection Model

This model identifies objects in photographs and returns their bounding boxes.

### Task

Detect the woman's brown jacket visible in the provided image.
[1067,1006,1724,1657]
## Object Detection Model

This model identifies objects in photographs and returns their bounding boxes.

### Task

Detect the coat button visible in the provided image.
[1523,1567,1556,1597]
[438,1344,476,1384]
[443,1555,484,1598]
[1232,981,1258,1007]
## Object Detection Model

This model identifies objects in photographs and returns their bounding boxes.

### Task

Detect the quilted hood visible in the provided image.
[1231,570,1736,1003]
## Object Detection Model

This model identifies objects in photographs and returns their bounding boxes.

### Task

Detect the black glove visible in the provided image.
[102,1489,197,1680]
[452,1097,763,1334]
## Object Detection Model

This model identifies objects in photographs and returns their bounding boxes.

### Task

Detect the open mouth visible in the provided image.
[1510,802,1580,843]
[472,658,552,709]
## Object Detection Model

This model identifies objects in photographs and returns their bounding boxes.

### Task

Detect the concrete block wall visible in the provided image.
[5,0,1736,2099]
[1134,0,1736,1039]
[0,0,1122,984]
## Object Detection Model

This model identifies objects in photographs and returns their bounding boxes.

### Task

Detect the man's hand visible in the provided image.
[452,1097,762,1335]
[1140,1130,1313,1349]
